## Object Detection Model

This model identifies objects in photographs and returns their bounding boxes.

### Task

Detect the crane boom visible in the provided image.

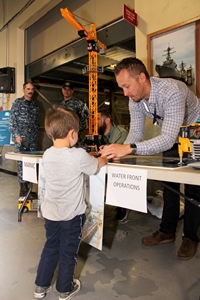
[60,8,94,40]
[60,8,106,135]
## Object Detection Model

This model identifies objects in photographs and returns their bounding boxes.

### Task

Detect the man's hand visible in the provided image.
[99,144,131,159]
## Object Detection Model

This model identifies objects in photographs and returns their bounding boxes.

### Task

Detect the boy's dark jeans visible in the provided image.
[35,214,86,292]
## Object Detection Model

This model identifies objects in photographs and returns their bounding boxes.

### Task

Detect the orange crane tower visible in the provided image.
[60,8,106,136]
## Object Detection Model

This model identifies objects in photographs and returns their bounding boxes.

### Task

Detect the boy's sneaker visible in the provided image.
[59,279,81,300]
[34,286,52,298]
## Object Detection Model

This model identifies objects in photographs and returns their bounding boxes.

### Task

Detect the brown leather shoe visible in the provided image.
[177,237,198,260]
[142,230,175,246]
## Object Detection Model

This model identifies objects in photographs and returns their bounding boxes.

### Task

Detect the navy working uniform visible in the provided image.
[60,97,89,132]
[60,82,89,145]
[9,96,40,192]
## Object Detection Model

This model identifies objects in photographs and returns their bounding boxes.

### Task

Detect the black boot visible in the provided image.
[19,183,28,197]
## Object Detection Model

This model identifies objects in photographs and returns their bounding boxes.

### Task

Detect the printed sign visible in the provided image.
[82,166,106,251]
[0,110,12,145]
[106,165,147,213]
[123,4,137,27]
[22,156,37,183]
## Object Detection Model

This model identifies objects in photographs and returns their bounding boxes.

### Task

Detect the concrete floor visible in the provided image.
[0,171,199,300]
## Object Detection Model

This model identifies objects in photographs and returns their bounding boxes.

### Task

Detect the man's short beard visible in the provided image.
[98,122,106,135]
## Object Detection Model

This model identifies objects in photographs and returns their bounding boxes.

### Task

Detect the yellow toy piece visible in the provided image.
[18,198,38,213]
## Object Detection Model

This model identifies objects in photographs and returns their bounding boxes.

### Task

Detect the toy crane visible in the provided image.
[60,8,106,141]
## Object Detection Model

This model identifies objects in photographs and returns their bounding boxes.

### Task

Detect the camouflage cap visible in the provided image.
[62,82,74,90]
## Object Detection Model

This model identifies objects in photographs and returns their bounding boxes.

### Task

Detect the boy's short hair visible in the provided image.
[45,106,79,140]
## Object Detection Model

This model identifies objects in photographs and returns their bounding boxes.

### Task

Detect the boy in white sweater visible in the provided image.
[34,107,108,300]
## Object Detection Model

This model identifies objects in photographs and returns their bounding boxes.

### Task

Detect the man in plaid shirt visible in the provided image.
[101,57,200,260]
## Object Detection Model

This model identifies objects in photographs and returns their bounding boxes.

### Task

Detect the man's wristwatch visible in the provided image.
[130,143,137,155]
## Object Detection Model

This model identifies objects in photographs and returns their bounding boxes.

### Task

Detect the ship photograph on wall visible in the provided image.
[150,22,196,93]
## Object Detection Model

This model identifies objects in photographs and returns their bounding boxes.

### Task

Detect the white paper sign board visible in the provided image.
[106,165,147,213]
[82,166,106,251]
[22,157,37,183]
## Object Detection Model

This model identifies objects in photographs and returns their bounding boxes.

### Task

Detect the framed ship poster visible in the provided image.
[147,17,200,98]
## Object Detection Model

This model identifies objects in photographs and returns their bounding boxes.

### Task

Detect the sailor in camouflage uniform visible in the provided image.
[9,82,40,197]
[60,82,90,144]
